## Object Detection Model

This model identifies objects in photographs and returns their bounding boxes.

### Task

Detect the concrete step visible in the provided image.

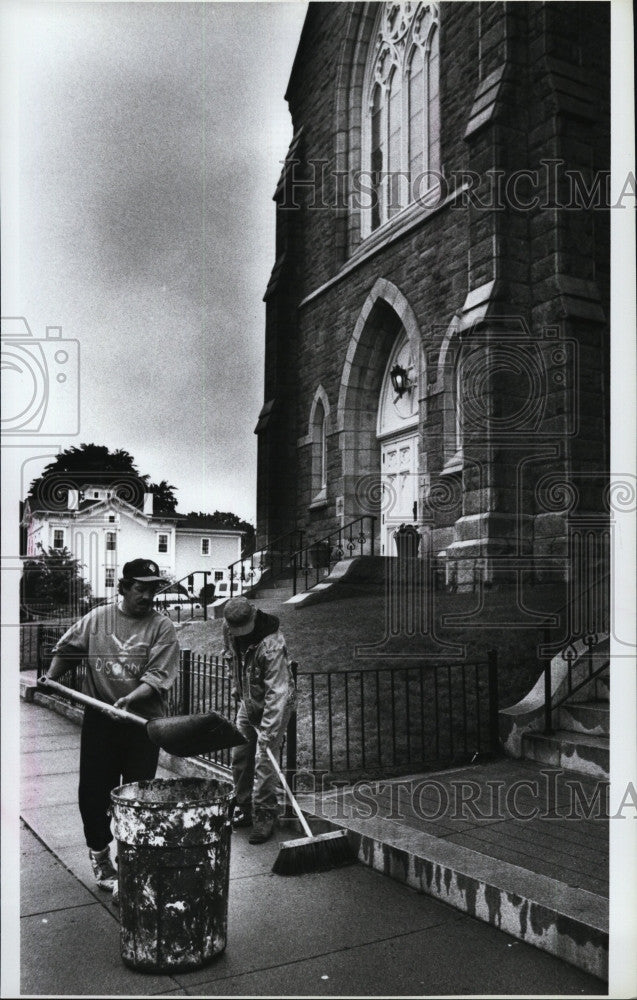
[521,729,609,781]
[295,771,608,981]
[557,701,610,738]
[252,587,296,609]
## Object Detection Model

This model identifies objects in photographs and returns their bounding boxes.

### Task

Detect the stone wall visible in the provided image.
[257,2,610,585]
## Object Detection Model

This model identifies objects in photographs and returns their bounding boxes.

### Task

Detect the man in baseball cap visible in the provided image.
[121,558,164,582]
[42,555,178,898]
[223,596,296,844]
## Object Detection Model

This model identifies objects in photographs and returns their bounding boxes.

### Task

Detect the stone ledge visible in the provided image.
[295,797,608,981]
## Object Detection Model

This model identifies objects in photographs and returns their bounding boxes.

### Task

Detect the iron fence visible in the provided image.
[35,625,498,782]
[294,654,499,779]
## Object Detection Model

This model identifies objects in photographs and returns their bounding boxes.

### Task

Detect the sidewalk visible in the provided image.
[17,696,607,997]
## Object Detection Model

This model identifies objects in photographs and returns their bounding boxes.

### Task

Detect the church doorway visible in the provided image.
[377,332,420,556]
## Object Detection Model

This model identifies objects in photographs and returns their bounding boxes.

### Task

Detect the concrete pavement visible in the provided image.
[16,697,607,997]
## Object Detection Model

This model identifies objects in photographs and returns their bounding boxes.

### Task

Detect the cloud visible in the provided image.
[9,1,308,522]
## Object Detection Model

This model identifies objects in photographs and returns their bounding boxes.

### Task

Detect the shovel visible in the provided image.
[37,677,246,757]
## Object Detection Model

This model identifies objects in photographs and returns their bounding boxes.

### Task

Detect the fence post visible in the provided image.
[487,649,499,754]
[35,623,44,677]
[181,648,192,715]
[284,662,298,820]
[543,626,552,734]
[203,572,209,621]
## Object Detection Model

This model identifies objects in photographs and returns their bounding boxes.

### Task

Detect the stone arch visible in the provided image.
[298,385,332,503]
[336,278,423,526]
[432,314,464,469]
[333,3,379,253]
[308,384,331,438]
[337,278,422,433]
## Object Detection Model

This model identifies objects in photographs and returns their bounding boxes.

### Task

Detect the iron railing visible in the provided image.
[541,570,610,733]
[34,627,497,782]
[294,653,499,778]
[228,528,305,596]
[292,516,376,596]
[156,571,213,621]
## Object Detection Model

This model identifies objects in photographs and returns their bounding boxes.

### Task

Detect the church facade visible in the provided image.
[256,2,610,589]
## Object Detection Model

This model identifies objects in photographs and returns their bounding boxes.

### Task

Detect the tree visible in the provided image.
[147,480,179,514]
[21,547,92,619]
[184,511,255,557]
[27,444,149,509]
[26,445,178,513]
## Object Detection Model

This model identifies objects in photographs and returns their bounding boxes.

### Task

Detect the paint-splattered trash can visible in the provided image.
[111,777,233,972]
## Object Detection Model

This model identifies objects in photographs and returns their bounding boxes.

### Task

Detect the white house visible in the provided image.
[22,486,243,601]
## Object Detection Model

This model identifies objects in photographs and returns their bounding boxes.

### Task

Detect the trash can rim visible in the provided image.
[111,776,233,807]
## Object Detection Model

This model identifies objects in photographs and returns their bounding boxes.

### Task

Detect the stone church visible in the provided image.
[256,1,610,591]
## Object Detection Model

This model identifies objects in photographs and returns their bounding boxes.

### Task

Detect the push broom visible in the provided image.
[266,748,357,876]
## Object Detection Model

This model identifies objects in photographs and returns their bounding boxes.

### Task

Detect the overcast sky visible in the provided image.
[3,1,308,522]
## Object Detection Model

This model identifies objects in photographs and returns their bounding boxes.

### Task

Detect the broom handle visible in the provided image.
[38,677,147,728]
[266,747,313,839]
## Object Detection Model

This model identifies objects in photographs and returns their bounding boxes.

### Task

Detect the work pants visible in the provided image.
[78,706,159,851]
[231,701,287,818]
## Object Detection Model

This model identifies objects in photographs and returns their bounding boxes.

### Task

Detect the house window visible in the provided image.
[157,533,168,554]
[362,2,440,235]
[105,532,116,551]
[201,538,210,556]
[53,529,64,549]
[108,515,116,523]
[105,567,116,589]
[214,571,224,581]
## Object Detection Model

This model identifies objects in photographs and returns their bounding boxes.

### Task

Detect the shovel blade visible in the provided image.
[147,711,246,757]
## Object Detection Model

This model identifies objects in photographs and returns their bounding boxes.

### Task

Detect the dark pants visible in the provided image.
[79,706,160,851]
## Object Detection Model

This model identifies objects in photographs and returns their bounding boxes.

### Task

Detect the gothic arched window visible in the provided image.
[313,400,327,496]
[362,2,440,236]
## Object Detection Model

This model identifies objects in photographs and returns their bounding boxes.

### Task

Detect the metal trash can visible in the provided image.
[393,523,421,559]
[111,777,233,972]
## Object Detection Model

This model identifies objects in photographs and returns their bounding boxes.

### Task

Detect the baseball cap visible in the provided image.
[122,558,164,582]
[224,596,257,636]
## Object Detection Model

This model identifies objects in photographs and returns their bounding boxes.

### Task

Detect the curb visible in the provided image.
[296,802,608,981]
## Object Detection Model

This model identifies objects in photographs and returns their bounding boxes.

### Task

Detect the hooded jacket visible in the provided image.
[223,610,296,747]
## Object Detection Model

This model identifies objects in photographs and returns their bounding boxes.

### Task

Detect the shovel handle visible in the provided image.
[38,677,147,728]
[266,747,313,839]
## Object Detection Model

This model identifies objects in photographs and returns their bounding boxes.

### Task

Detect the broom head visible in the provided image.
[272,829,357,876]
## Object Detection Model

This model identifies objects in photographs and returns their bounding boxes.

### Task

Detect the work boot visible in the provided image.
[89,846,117,892]
[248,811,275,844]
[232,806,253,829]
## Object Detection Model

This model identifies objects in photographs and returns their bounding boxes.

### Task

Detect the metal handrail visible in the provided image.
[540,569,610,733]
[291,516,376,595]
[156,570,212,621]
[228,527,305,595]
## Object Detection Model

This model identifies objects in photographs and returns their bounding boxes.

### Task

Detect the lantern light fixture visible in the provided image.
[390,363,415,400]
